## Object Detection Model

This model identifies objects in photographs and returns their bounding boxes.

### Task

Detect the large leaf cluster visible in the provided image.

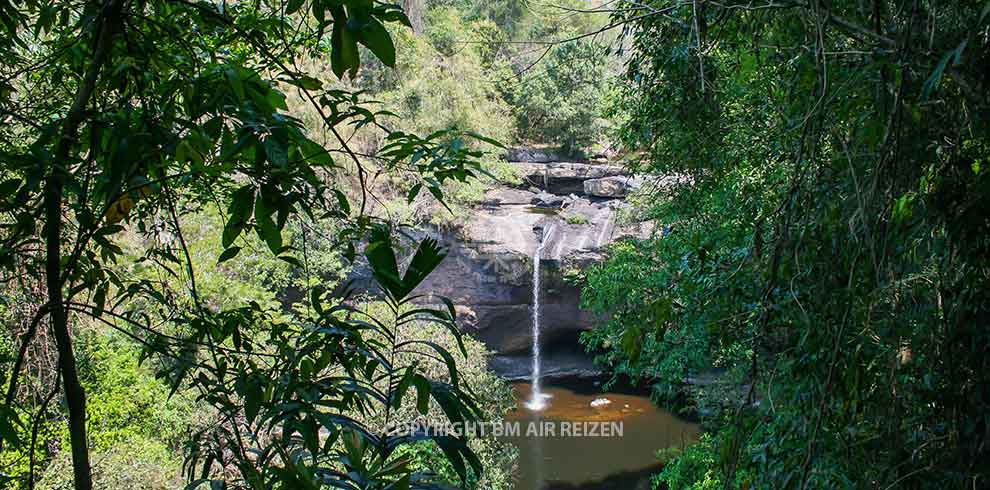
[0,0,498,488]
[587,1,990,488]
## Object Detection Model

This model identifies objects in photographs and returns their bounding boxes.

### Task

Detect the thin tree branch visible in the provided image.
[28,372,61,490]
[3,305,49,410]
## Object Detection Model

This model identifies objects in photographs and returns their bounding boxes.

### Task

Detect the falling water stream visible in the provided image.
[504,214,700,488]
[525,224,554,411]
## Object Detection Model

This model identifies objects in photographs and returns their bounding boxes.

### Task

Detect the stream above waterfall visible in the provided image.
[502,379,700,489]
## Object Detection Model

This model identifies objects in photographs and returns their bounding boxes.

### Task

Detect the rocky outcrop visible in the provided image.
[505,147,580,163]
[408,182,669,383]
[351,154,682,380]
[515,162,628,195]
[530,191,571,209]
[583,176,642,198]
[412,187,619,356]
[489,349,603,381]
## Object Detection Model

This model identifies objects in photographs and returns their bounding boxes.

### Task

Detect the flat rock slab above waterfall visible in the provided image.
[583,176,643,198]
[468,187,645,259]
[410,185,659,369]
[513,161,629,195]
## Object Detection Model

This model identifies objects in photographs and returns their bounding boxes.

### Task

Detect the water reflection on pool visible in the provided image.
[501,381,700,490]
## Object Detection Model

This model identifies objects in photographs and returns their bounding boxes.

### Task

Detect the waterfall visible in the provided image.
[595,209,613,248]
[526,224,554,411]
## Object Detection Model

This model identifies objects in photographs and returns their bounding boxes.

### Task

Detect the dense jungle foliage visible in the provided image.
[581,0,990,488]
[2,0,988,488]
[0,0,614,489]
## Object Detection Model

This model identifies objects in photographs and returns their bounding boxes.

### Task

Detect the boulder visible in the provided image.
[530,191,571,209]
[583,176,641,198]
[590,398,612,408]
[515,162,628,194]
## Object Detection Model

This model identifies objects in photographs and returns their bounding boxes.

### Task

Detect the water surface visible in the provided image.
[502,380,699,490]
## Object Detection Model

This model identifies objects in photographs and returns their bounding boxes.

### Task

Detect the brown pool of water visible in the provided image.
[501,381,700,490]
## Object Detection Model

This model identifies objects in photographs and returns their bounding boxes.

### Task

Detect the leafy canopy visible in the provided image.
[0,0,499,488]
[584,0,990,488]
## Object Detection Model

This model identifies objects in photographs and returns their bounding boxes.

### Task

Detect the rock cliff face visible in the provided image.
[347,149,657,379]
[408,151,659,379]
[415,188,619,354]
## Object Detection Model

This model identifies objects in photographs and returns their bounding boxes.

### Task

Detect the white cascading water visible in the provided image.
[526,224,554,411]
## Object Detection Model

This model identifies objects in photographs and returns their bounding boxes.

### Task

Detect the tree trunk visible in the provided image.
[45,1,124,488]
[45,177,92,490]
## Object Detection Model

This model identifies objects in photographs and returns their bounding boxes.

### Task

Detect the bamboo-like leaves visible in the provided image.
[364,226,447,301]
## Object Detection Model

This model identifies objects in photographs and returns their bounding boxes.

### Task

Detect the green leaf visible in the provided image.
[0,178,20,201]
[355,17,395,67]
[225,67,245,101]
[222,221,244,250]
[400,237,447,298]
[218,246,242,263]
[243,377,264,423]
[406,183,422,203]
[332,189,350,216]
[278,255,303,267]
[331,13,360,78]
[0,404,23,448]
[651,297,672,336]
[384,474,410,490]
[312,0,326,25]
[363,226,403,300]
[254,188,283,254]
[92,283,107,314]
[922,44,964,100]
[310,286,325,314]
[376,8,412,28]
[620,326,642,365]
[342,430,367,469]
[285,74,322,91]
[392,366,414,409]
[343,240,356,262]
[432,435,481,483]
[427,186,451,213]
[465,131,505,149]
[223,185,255,248]
[402,340,459,388]
[413,375,431,415]
[286,0,306,15]
[264,137,288,167]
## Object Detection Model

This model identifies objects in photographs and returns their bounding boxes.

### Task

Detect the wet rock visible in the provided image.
[408,190,618,355]
[489,351,604,380]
